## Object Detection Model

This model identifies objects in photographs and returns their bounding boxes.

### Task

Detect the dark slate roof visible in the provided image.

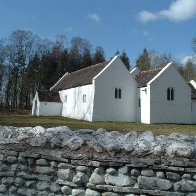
[37,90,61,102]
[188,83,196,99]
[51,61,109,91]
[135,68,163,87]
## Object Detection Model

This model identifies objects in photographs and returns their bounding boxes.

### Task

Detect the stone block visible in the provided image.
[141,169,155,177]
[0,172,14,177]
[38,174,52,181]
[72,188,85,196]
[25,181,36,188]
[26,189,37,196]
[58,162,72,169]
[50,161,58,167]
[76,165,89,172]
[36,181,50,191]
[174,180,196,192]
[36,166,54,174]
[36,159,50,166]
[0,164,9,171]
[9,186,17,194]
[17,188,27,195]
[166,172,181,181]
[57,168,73,181]
[167,166,184,172]
[105,173,135,187]
[26,137,47,147]
[73,171,89,185]
[182,174,191,180]
[96,185,113,191]
[17,171,38,180]
[89,172,105,185]
[0,185,6,193]
[185,168,196,173]
[138,176,172,191]
[131,169,140,177]
[15,177,24,187]
[156,171,165,179]
[61,185,72,194]
[118,166,129,174]
[37,191,50,196]
[2,177,14,185]
[86,188,101,196]
[5,155,17,163]
[50,182,60,192]
[106,168,116,174]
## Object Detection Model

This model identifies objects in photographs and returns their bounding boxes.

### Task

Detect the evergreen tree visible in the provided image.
[93,46,105,64]
[81,48,93,68]
[136,48,151,71]
[68,47,82,72]
[115,50,120,56]
[120,50,130,70]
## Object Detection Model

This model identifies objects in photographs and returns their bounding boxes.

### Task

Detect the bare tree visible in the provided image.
[5,30,39,109]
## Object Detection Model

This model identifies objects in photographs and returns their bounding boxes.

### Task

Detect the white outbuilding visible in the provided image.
[32,55,196,124]
[32,90,62,116]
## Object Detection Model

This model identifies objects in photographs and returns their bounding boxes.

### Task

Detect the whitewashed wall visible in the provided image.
[92,56,137,122]
[149,65,191,124]
[60,84,94,121]
[136,88,141,122]
[32,92,62,116]
[38,102,62,116]
[191,100,196,124]
[32,92,39,116]
[140,86,151,124]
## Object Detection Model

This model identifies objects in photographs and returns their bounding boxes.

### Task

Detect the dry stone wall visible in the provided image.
[0,125,195,196]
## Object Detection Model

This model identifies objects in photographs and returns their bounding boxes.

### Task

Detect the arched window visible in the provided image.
[171,88,174,101]
[83,94,86,103]
[119,89,121,99]
[115,88,118,99]
[115,88,122,99]
[167,88,170,100]
[167,88,174,101]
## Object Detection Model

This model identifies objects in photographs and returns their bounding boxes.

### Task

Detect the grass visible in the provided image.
[0,115,196,135]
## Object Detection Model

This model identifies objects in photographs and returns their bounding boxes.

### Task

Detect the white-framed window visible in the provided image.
[138,98,141,107]
[115,88,122,99]
[167,88,174,101]
[65,95,67,102]
[83,94,86,103]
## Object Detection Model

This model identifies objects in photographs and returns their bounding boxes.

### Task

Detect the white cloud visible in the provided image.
[138,0,196,23]
[138,11,159,23]
[88,13,101,22]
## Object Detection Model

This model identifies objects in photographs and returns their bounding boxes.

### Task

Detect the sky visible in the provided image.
[0,0,195,65]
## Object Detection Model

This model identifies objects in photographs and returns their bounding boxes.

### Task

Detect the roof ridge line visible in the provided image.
[141,67,163,73]
[68,61,109,74]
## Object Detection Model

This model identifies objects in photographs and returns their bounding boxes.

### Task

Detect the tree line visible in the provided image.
[0,30,131,110]
[0,30,195,110]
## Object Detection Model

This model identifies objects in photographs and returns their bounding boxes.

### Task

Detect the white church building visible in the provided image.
[32,55,196,124]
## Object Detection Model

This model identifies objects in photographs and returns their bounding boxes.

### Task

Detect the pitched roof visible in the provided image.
[37,90,61,102]
[188,83,196,99]
[51,61,109,91]
[135,67,163,87]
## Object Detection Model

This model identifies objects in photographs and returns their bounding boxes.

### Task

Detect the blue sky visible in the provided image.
[0,0,195,65]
